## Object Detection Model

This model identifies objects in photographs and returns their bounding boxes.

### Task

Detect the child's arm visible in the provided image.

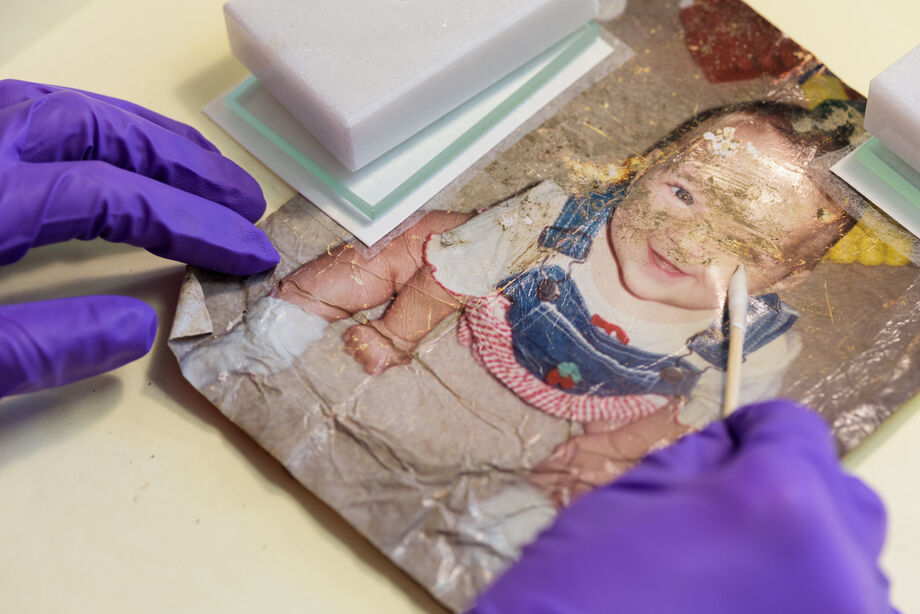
[272,210,471,322]
[340,180,570,374]
[527,401,689,508]
[343,262,466,374]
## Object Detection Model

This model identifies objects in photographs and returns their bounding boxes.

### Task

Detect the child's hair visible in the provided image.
[551,99,864,273]
[640,99,865,270]
[644,99,865,161]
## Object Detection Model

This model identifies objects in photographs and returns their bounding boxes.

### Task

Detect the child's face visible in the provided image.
[608,115,839,311]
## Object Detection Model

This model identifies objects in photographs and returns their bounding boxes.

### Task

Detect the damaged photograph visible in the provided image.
[170,0,920,610]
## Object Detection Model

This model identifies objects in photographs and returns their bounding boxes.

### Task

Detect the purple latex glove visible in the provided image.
[0,79,279,397]
[472,401,895,614]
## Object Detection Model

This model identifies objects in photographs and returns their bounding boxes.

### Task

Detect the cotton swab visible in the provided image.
[723,264,748,417]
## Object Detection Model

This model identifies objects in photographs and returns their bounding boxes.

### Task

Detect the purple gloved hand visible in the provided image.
[472,401,895,614]
[0,79,279,397]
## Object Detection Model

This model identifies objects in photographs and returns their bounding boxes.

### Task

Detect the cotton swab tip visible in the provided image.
[723,264,748,417]
[728,263,748,331]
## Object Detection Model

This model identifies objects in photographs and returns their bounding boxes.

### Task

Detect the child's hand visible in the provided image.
[342,321,413,375]
[527,430,638,507]
[527,403,688,507]
[473,401,893,614]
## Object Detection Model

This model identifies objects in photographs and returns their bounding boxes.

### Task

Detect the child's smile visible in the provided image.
[646,243,690,279]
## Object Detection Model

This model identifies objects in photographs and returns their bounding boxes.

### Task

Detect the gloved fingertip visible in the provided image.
[0,296,159,397]
[251,235,281,269]
[234,174,267,224]
[108,296,159,355]
[728,399,826,435]
[67,296,159,368]
[730,398,813,417]
[212,226,280,276]
[210,161,266,223]
[236,251,280,276]
[726,399,837,461]
[248,246,281,274]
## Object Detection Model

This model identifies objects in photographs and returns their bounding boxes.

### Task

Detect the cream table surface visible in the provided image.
[0,1,917,611]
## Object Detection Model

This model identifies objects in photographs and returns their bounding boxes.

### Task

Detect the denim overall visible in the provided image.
[496,184,798,398]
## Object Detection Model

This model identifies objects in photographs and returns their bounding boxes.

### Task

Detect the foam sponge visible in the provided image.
[865,44,920,173]
[225,0,598,171]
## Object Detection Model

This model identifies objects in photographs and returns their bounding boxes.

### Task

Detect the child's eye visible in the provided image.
[669,185,694,206]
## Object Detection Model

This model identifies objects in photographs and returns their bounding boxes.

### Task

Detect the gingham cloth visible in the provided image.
[458,294,670,425]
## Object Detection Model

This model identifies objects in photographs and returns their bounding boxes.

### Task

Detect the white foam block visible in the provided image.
[224,0,598,171]
[205,34,624,246]
[865,44,920,173]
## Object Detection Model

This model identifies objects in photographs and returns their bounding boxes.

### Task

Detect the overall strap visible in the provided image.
[688,293,799,369]
[536,180,798,370]
[538,182,628,261]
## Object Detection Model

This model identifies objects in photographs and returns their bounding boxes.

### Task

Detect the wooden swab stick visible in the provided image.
[723,264,748,417]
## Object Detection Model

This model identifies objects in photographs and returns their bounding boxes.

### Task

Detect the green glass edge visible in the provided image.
[225,78,375,216]
[855,137,920,209]
[226,20,601,220]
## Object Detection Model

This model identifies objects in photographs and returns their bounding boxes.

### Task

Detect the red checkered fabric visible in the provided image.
[458,295,670,424]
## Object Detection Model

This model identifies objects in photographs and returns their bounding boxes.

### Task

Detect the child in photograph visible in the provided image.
[275,100,856,406]
[190,99,861,504]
